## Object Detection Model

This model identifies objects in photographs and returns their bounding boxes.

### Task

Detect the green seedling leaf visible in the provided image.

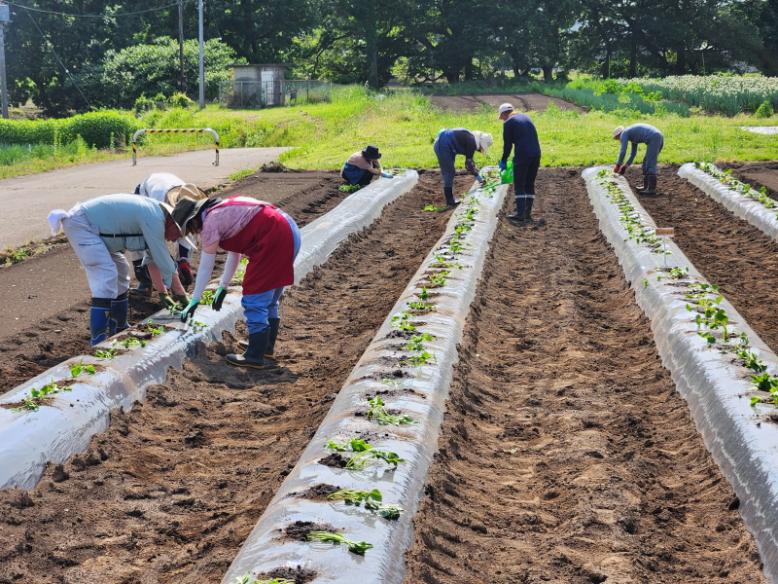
[94,348,117,360]
[404,350,436,366]
[200,289,215,306]
[367,396,415,425]
[325,436,404,469]
[306,530,373,555]
[751,396,762,408]
[408,300,434,313]
[116,336,146,349]
[419,287,430,301]
[328,488,383,506]
[339,184,361,193]
[232,577,294,584]
[69,362,96,378]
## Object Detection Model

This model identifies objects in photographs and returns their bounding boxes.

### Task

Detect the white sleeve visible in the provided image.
[219,252,242,288]
[192,251,216,301]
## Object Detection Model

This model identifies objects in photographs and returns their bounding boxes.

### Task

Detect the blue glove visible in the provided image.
[498,160,507,171]
[211,286,227,311]
[180,299,199,322]
[381,171,394,179]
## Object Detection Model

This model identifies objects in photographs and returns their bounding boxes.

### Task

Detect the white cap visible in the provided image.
[497,102,514,118]
[613,126,624,138]
[472,131,493,154]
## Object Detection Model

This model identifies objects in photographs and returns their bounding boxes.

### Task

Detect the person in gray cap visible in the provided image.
[613,124,664,195]
[498,102,542,225]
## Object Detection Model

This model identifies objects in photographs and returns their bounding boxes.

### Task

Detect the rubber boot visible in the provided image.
[636,173,649,193]
[109,292,130,335]
[444,187,459,208]
[90,298,112,346]
[226,329,277,369]
[508,195,528,225]
[131,259,152,297]
[238,317,280,362]
[644,174,657,195]
[524,197,534,221]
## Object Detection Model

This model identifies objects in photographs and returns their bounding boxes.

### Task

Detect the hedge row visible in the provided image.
[0,111,140,149]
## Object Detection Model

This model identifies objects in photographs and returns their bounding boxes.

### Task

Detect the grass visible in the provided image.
[2,85,778,180]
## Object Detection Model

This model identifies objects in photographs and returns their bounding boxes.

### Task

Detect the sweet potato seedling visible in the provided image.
[69,362,96,378]
[391,312,417,333]
[339,183,361,193]
[405,332,434,352]
[233,577,294,584]
[325,437,404,469]
[427,270,450,288]
[306,531,374,555]
[419,287,430,300]
[403,351,436,366]
[408,300,434,313]
[189,320,208,332]
[116,336,146,349]
[93,348,118,360]
[367,396,415,425]
[328,487,382,506]
[200,289,215,306]
[16,382,71,412]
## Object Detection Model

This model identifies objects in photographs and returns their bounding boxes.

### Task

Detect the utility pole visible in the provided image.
[178,0,186,93]
[198,0,204,108]
[0,3,10,119]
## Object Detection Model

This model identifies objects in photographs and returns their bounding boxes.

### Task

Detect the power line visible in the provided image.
[6,0,193,20]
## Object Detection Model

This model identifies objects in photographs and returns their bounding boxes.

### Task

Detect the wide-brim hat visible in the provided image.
[472,131,493,154]
[362,144,382,160]
[159,201,198,250]
[167,183,207,206]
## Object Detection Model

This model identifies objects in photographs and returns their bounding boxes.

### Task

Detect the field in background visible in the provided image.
[1,83,778,178]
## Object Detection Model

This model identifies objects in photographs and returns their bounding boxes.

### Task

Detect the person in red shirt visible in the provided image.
[170,195,301,369]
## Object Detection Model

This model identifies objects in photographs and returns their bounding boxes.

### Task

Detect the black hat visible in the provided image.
[362,145,382,160]
[172,196,215,235]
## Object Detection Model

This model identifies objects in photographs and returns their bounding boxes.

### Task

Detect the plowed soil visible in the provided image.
[631,166,778,356]
[403,168,766,584]
[0,173,468,584]
[430,93,583,113]
[0,171,347,394]
[724,161,778,200]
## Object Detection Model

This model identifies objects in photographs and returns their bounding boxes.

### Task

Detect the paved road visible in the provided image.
[0,147,288,248]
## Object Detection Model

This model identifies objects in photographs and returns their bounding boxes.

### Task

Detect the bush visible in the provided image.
[0,118,60,145]
[755,99,774,118]
[169,92,194,108]
[134,95,156,114]
[60,111,141,149]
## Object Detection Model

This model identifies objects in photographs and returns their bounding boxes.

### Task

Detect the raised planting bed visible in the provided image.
[403,168,766,583]
[0,172,418,490]
[0,170,351,394]
[678,162,778,242]
[585,166,778,582]
[0,173,464,584]
[220,174,509,584]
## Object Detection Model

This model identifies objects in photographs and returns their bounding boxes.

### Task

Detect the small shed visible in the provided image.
[230,64,286,107]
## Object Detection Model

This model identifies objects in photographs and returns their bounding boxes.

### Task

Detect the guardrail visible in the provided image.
[131,127,220,166]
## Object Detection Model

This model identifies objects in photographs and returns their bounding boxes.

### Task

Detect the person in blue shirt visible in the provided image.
[433,129,492,207]
[498,103,542,225]
[612,124,664,195]
[48,195,190,345]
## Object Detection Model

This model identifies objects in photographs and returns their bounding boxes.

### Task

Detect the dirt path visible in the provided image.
[0,171,347,394]
[631,166,778,356]
[723,161,778,200]
[429,93,583,113]
[0,174,469,584]
[403,168,766,584]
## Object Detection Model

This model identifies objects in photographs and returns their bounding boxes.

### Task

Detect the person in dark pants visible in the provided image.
[341,145,393,186]
[612,124,664,195]
[498,103,542,225]
[433,129,493,207]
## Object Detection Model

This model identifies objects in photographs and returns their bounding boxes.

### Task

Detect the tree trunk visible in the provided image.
[542,65,553,82]
[629,34,638,77]
[602,44,611,78]
[365,16,379,89]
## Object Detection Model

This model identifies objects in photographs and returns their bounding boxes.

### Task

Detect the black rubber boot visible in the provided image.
[239,317,280,362]
[226,329,277,369]
[131,259,152,297]
[444,187,459,207]
[636,173,649,193]
[508,195,528,225]
[524,197,534,221]
[642,174,657,195]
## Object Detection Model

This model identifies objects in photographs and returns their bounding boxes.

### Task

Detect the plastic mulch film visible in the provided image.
[0,171,419,491]
[678,162,778,242]
[219,177,508,584]
[584,166,778,582]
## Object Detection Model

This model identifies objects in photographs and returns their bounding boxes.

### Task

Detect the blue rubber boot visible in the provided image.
[90,298,112,346]
[109,292,129,336]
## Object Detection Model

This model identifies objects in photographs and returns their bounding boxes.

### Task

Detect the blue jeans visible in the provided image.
[341,163,373,186]
[241,214,301,334]
[642,135,664,176]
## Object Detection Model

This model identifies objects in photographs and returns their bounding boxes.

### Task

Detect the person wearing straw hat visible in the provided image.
[497,102,542,225]
[171,194,301,370]
[130,173,206,295]
[612,123,664,195]
[433,128,493,207]
[341,145,394,187]
[47,195,190,345]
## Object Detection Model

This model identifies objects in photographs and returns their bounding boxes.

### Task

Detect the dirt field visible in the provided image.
[632,166,778,357]
[0,174,470,584]
[724,161,778,199]
[403,168,766,584]
[430,93,584,113]
[0,171,348,394]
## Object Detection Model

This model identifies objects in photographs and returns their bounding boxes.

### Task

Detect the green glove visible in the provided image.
[212,286,227,311]
[180,299,200,323]
[160,293,180,312]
